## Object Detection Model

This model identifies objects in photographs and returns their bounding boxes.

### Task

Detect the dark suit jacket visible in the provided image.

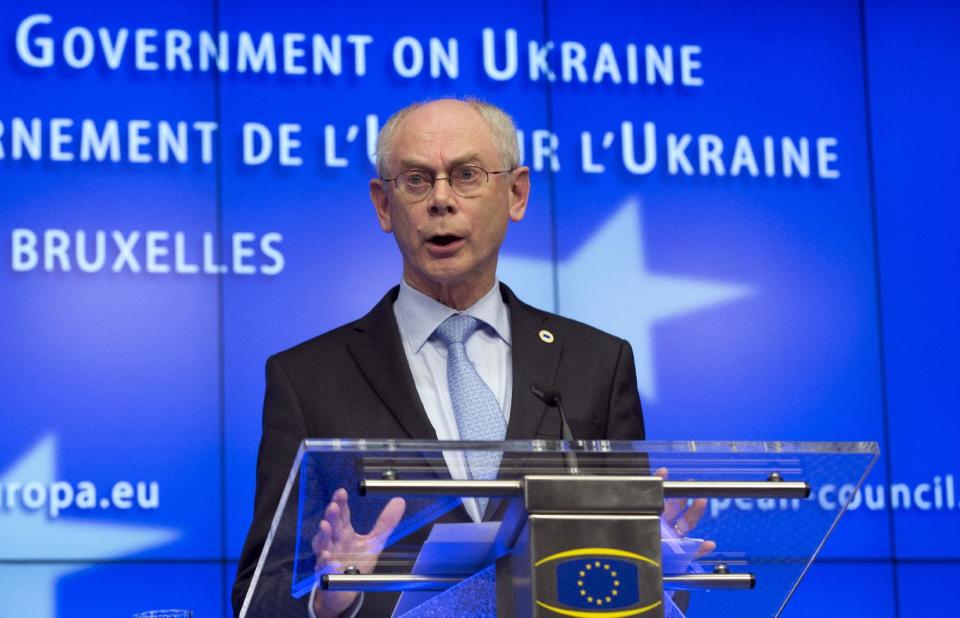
[233,283,644,616]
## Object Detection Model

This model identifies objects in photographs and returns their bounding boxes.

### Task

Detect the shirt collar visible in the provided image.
[395,279,512,353]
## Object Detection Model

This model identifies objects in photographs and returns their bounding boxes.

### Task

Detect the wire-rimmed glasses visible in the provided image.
[381,165,515,200]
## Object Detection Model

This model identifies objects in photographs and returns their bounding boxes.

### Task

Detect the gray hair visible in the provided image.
[375,97,520,177]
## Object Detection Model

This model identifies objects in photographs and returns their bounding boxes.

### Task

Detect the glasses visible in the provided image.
[381,165,515,200]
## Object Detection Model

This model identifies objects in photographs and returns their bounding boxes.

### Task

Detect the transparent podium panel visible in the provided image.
[239,440,878,617]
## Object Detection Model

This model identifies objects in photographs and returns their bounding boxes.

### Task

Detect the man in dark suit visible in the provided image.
[233,98,647,617]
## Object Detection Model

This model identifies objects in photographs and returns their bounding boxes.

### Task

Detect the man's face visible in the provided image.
[370,100,530,303]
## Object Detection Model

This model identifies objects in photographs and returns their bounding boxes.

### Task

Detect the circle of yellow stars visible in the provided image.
[576,560,620,606]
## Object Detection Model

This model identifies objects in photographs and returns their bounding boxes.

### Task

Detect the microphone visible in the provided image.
[530,383,579,473]
[530,383,576,441]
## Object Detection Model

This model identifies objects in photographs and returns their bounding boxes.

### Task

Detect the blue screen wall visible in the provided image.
[0,1,957,615]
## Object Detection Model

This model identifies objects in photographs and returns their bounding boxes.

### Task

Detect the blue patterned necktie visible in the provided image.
[434,313,507,516]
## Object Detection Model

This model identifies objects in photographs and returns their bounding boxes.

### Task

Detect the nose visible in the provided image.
[427,177,457,217]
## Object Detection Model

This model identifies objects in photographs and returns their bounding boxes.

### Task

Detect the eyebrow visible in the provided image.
[397,153,483,172]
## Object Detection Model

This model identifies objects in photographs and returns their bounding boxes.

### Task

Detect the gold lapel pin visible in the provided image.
[539,329,555,344]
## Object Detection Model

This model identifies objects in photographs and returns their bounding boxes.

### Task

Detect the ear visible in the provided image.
[370,178,393,233]
[507,166,530,223]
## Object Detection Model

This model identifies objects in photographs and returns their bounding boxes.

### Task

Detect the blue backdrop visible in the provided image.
[1,0,957,615]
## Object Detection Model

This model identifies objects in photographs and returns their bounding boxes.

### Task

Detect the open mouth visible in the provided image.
[428,234,463,246]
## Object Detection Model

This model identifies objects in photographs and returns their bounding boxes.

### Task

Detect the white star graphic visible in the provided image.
[0,435,180,617]
[500,197,753,401]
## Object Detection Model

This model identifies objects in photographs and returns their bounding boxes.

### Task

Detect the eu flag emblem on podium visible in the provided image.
[534,548,662,616]
[557,558,639,609]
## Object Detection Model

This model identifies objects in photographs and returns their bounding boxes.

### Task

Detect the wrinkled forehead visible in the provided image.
[389,102,499,170]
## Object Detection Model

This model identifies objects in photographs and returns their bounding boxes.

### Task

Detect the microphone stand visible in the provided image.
[530,384,580,474]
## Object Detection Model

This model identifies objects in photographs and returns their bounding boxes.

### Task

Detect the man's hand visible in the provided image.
[311,488,406,618]
[656,468,717,558]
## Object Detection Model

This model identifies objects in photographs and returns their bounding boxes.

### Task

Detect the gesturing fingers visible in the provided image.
[678,498,708,535]
[370,497,406,543]
[654,468,685,525]
[314,492,407,582]
[651,471,717,560]
[695,539,717,559]
[670,498,709,538]
[332,488,353,534]
[663,497,684,526]
[313,518,332,555]
[324,499,344,545]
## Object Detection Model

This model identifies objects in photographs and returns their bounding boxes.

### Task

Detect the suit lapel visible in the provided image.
[346,283,561,454]
[502,284,563,440]
[347,287,438,440]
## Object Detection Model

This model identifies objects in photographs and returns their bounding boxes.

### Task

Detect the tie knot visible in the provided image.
[434,313,480,346]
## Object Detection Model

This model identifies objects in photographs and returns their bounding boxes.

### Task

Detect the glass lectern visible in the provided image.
[239,439,878,617]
